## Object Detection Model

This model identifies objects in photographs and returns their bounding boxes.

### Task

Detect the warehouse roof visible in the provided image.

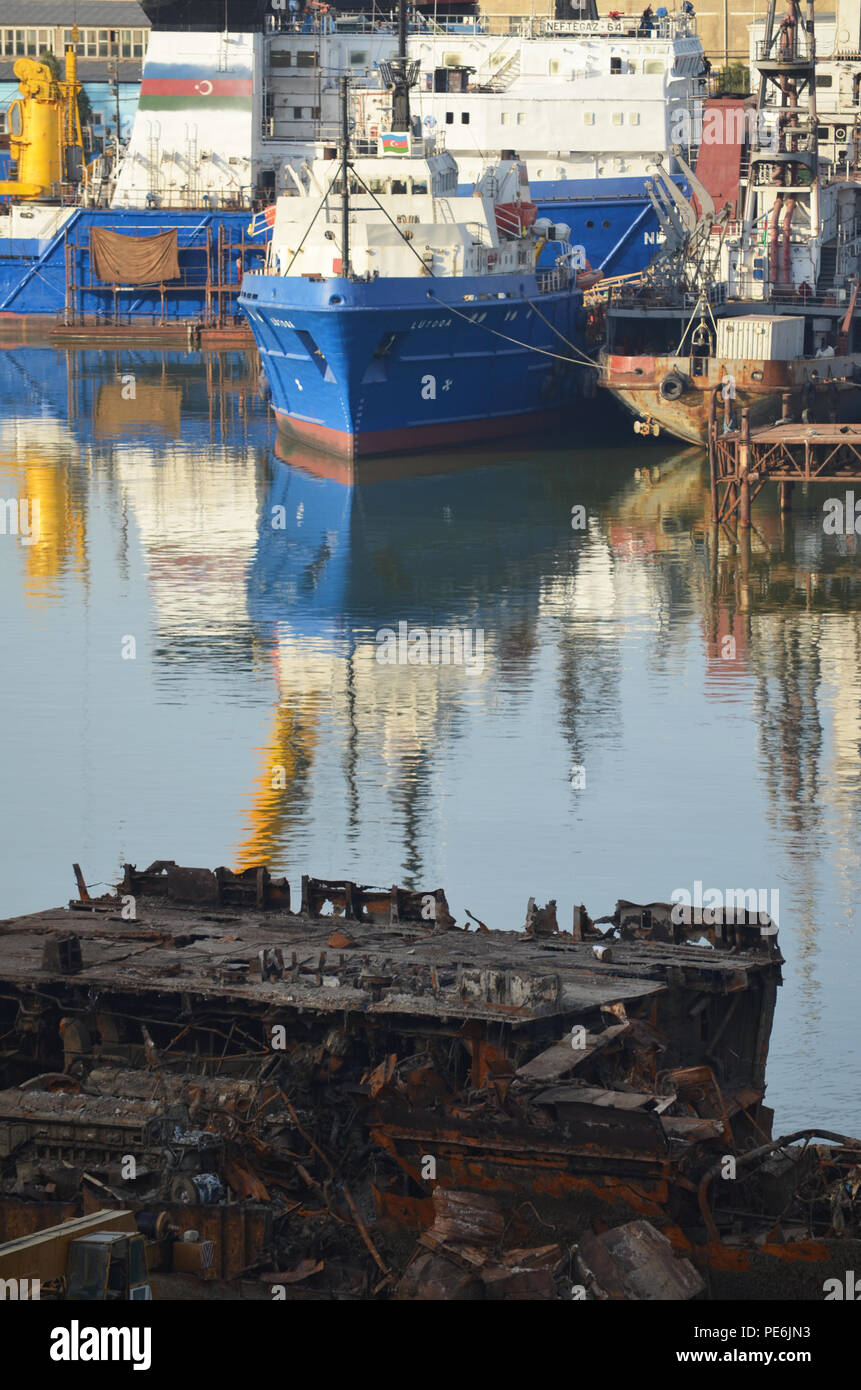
[0,60,143,81]
[0,3,149,24]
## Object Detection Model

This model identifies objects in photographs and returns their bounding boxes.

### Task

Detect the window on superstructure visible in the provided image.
[583,111,595,124]
[461,112,469,124]
[610,56,622,74]
[311,106,320,120]
[612,112,623,125]
[629,112,640,124]
[297,51,316,68]
[516,112,525,125]
[446,112,454,124]
[816,73,833,87]
[412,181,428,194]
[392,179,407,194]
[350,50,367,65]
[549,59,560,74]
[500,111,509,125]
[293,107,303,119]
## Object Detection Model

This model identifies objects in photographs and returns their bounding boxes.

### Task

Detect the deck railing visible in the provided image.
[263,10,697,41]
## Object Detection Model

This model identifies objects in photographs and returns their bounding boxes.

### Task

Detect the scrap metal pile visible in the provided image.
[0,861,859,1299]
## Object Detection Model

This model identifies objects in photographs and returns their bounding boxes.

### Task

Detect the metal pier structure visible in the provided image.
[708,392,861,523]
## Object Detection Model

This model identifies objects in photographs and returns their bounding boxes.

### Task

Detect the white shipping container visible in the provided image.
[715,315,805,362]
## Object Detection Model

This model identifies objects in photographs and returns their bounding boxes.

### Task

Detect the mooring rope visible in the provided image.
[520,291,600,368]
[427,292,599,369]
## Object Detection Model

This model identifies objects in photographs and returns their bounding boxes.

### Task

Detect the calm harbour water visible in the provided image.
[1,346,860,1133]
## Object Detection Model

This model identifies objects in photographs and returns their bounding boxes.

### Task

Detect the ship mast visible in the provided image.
[380,0,418,135]
[340,74,351,280]
[741,0,819,291]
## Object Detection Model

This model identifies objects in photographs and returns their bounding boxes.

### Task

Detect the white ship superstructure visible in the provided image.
[111,6,706,275]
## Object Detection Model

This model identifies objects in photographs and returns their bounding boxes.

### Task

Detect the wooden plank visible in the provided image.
[514,1022,629,1083]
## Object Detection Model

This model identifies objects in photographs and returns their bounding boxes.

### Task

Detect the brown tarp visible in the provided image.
[90,227,180,284]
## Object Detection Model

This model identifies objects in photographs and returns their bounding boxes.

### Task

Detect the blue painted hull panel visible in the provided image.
[0,208,269,318]
[457,174,682,275]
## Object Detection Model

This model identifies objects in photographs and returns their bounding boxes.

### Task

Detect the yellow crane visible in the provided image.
[0,34,86,200]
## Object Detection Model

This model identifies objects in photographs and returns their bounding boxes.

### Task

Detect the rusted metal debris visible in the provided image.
[0,860,859,1299]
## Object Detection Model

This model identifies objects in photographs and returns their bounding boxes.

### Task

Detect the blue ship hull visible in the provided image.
[239,270,587,458]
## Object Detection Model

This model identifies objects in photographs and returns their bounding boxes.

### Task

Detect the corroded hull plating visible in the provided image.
[600,352,861,445]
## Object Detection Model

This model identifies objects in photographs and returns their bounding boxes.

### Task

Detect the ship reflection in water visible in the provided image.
[1,348,861,1133]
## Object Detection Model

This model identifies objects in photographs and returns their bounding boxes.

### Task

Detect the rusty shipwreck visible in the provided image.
[0,860,859,1300]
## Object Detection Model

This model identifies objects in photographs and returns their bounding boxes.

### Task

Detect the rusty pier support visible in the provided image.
[710,413,861,526]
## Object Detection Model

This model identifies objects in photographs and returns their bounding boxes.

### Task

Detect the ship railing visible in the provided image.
[265,10,696,40]
[755,35,814,63]
[309,122,442,156]
[536,266,573,294]
[265,11,491,36]
[728,277,853,308]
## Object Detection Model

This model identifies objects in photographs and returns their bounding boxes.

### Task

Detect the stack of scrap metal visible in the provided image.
[0,861,858,1298]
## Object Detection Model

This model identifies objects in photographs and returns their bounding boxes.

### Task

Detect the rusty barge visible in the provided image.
[0,860,859,1300]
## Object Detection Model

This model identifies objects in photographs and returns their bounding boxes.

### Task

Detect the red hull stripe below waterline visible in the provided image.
[273,408,565,459]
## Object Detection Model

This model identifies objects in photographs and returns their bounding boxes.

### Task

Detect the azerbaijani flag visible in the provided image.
[139,62,253,112]
[247,204,277,239]
[380,132,410,155]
